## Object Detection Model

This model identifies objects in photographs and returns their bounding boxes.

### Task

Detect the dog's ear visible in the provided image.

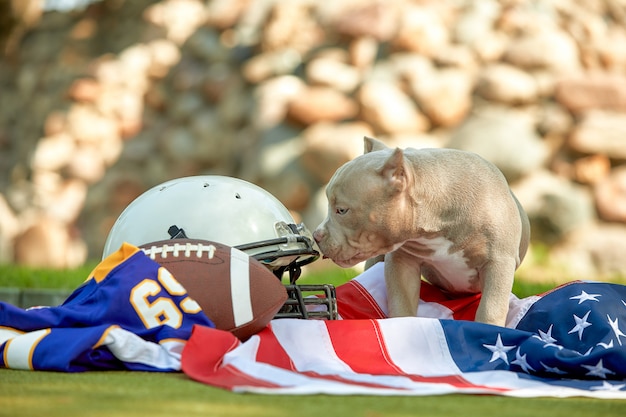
[380,148,409,193]
[364,136,388,154]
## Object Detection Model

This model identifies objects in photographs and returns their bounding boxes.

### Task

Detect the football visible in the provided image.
[139,238,287,341]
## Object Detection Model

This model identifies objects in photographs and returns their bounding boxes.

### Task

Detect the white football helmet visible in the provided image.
[103,175,336,320]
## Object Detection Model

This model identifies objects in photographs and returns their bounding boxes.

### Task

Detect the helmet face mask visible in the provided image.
[280,284,338,320]
[234,221,319,280]
[103,175,337,320]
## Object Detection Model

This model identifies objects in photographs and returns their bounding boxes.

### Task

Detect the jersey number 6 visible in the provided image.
[130,267,202,329]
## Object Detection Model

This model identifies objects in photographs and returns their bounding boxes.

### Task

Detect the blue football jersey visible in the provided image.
[0,243,215,372]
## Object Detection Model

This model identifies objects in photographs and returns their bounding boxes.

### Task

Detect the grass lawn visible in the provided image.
[2,368,626,417]
[1,261,626,416]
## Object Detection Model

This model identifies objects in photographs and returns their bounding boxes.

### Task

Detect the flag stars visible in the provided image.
[540,362,567,375]
[511,348,535,373]
[532,324,563,349]
[607,315,626,346]
[568,310,593,340]
[597,340,614,349]
[483,333,516,365]
[569,290,601,304]
[591,381,626,392]
[581,359,615,379]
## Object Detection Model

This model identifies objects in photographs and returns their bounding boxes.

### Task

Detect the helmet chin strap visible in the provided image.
[288,263,302,284]
[275,263,302,285]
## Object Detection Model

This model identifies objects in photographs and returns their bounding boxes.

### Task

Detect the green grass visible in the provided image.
[1,368,625,417]
[0,262,97,290]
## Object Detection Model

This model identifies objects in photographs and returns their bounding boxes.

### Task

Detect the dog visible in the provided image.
[313,137,530,326]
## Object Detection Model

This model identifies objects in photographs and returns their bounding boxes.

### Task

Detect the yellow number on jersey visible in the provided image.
[130,267,201,329]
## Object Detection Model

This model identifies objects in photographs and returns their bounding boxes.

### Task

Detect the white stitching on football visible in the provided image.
[142,242,217,259]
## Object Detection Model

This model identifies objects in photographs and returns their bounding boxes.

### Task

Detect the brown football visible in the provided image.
[139,239,287,341]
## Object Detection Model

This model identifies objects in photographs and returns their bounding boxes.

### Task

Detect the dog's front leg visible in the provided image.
[475,258,516,327]
[384,250,422,317]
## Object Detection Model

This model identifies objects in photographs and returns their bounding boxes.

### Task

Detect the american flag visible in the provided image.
[182,264,626,398]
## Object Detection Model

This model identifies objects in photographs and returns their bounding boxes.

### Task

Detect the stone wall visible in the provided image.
[1,0,626,281]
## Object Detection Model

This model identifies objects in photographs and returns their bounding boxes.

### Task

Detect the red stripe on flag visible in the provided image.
[254,323,296,370]
[182,325,282,390]
[419,281,481,321]
[336,280,387,320]
[298,370,411,390]
[326,319,404,374]
[211,363,285,390]
[406,373,507,390]
[298,369,506,392]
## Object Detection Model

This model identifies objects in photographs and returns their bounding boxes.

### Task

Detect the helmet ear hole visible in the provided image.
[235,193,241,199]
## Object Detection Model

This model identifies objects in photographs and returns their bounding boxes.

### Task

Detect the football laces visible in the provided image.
[142,242,217,259]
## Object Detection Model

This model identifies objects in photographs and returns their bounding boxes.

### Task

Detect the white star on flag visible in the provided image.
[581,359,615,379]
[607,314,626,346]
[532,324,562,349]
[540,361,567,375]
[483,333,516,364]
[590,381,626,391]
[511,348,535,373]
[568,310,592,340]
[569,290,601,304]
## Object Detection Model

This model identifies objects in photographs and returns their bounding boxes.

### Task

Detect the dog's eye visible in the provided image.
[335,207,349,215]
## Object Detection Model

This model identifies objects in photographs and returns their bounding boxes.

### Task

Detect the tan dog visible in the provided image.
[313,137,530,326]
